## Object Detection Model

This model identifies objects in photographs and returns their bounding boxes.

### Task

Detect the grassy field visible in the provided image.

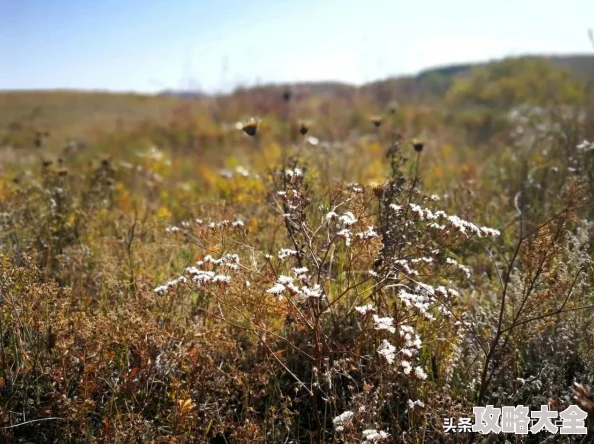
[0,56,593,443]
[0,90,193,155]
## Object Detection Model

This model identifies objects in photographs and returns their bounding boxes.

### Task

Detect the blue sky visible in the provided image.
[0,0,592,93]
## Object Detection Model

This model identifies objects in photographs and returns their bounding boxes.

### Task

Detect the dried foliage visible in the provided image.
[0,58,593,443]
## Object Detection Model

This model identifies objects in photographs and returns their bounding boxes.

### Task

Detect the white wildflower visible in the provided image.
[409,203,425,220]
[235,166,249,177]
[410,257,433,264]
[377,339,397,364]
[390,204,403,214]
[325,211,338,222]
[339,212,357,227]
[577,140,594,151]
[363,429,390,441]
[400,325,414,335]
[338,229,352,246]
[292,267,309,276]
[407,399,425,411]
[266,283,286,295]
[480,227,501,237]
[348,183,363,194]
[435,286,448,297]
[448,288,460,297]
[225,254,240,264]
[154,285,168,294]
[278,248,298,260]
[301,284,323,298]
[332,411,354,428]
[307,136,319,146]
[414,366,428,380]
[213,274,231,284]
[204,255,224,265]
[355,304,375,315]
[190,270,216,285]
[401,360,412,374]
[356,227,378,240]
[373,315,396,333]
[277,275,294,285]
[446,258,471,279]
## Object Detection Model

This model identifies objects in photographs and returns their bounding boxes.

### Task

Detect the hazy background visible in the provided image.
[1,0,592,93]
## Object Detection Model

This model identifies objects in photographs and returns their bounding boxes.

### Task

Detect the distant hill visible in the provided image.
[159,89,209,99]
[159,82,355,100]
[413,54,594,93]
[158,54,594,104]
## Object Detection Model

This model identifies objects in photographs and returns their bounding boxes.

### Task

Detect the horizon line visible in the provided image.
[1,51,592,96]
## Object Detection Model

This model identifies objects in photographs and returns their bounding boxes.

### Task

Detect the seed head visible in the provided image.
[282,89,292,103]
[241,118,258,137]
[388,101,399,114]
[298,120,310,136]
[412,138,424,152]
[369,181,386,198]
[370,116,383,128]
[57,167,68,177]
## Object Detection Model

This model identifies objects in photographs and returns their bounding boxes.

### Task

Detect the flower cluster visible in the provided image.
[362,429,390,441]
[218,165,252,179]
[577,140,594,152]
[405,203,500,238]
[153,276,187,294]
[154,253,242,294]
[332,411,354,432]
[265,272,323,300]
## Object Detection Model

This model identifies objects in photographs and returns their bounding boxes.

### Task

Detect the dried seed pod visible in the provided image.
[388,101,399,114]
[298,120,310,136]
[370,116,383,128]
[412,138,424,152]
[369,181,386,198]
[241,118,258,137]
[282,89,292,103]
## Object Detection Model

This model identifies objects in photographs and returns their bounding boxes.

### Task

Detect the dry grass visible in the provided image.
[0,58,593,443]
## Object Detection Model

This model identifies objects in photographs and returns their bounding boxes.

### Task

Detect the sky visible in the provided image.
[0,0,592,94]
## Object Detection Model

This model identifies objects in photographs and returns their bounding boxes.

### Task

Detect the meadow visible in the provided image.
[0,56,593,443]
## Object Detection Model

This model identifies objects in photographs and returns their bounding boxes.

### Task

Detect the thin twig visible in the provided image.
[2,417,66,429]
